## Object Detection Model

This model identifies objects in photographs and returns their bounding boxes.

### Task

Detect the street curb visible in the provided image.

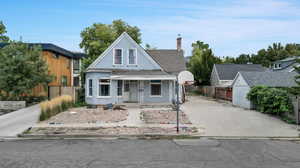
[13,133,300,141]
[17,133,202,140]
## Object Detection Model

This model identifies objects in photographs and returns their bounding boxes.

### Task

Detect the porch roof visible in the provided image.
[110,75,176,80]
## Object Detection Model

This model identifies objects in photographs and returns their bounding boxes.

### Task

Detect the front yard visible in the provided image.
[41,107,128,124]
[24,104,201,136]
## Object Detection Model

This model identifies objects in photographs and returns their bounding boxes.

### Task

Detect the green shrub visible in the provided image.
[247,86,293,117]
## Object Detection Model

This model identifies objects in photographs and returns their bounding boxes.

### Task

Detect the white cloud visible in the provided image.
[135,0,300,57]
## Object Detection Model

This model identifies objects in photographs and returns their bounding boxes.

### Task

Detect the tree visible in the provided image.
[145,43,157,50]
[188,41,221,85]
[80,19,142,69]
[0,42,52,100]
[235,54,251,64]
[0,21,9,42]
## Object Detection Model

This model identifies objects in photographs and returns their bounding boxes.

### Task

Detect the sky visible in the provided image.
[1,0,300,57]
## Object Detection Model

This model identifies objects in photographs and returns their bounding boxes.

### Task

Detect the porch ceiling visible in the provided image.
[110,75,176,80]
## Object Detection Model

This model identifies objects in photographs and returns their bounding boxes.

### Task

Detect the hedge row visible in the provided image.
[247,86,293,116]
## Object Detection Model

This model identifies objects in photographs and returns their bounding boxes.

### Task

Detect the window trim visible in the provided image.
[127,48,137,65]
[150,80,162,97]
[117,80,124,97]
[97,78,111,98]
[87,78,93,97]
[113,48,123,65]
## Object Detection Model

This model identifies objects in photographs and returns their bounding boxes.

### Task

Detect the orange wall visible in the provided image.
[42,51,72,87]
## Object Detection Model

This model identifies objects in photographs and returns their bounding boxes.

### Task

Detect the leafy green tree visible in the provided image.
[0,21,9,42]
[0,42,52,100]
[188,41,221,85]
[145,43,157,50]
[80,19,142,69]
[235,54,251,64]
[222,56,235,63]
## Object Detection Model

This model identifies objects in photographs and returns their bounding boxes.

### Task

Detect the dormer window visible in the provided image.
[113,49,122,65]
[128,49,137,65]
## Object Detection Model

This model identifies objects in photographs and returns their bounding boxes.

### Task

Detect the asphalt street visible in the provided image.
[0,138,299,168]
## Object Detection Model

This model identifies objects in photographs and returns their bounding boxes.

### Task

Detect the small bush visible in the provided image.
[39,95,73,121]
[247,86,293,117]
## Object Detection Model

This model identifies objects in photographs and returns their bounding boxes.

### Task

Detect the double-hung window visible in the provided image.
[88,79,93,97]
[114,49,122,65]
[99,79,110,97]
[117,80,123,96]
[128,49,137,65]
[150,80,162,96]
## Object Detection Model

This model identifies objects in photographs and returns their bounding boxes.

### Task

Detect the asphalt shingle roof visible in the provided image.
[146,49,186,74]
[215,64,266,80]
[0,43,86,59]
[239,71,298,87]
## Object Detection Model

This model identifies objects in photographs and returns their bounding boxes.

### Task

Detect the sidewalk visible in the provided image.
[0,104,40,137]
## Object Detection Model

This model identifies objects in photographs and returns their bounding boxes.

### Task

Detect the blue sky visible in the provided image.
[1,0,300,57]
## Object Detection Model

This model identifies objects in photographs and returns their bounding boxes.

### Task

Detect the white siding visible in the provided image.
[232,74,252,109]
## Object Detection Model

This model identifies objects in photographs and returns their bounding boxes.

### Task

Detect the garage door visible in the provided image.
[233,86,251,109]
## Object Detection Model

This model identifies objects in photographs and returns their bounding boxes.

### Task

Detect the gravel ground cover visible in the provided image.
[141,109,192,124]
[41,107,128,124]
[26,126,199,135]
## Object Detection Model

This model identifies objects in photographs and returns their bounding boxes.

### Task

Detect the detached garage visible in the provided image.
[232,71,298,109]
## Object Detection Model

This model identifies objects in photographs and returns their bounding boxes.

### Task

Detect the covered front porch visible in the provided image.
[111,73,176,104]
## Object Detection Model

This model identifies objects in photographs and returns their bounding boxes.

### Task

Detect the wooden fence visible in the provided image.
[291,96,300,124]
[48,86,80,101]
[199,86,232,101]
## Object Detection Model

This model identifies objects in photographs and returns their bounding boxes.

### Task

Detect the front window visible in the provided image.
[73,59,80,73]
[150,80,161,96]
[124,81,130,92]
[88,79,93,96]
[99,79,110,97]
[128,49,137,65]
[114,49,122,65]
[117,80,123,96]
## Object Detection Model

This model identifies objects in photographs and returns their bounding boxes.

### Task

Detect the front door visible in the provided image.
[129,81,138,102]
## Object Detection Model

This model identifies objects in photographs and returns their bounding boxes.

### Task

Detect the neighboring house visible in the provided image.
[232,71,297,109]
[0,43,85,96]
[272,56,300,72]
[85,32,186,105]
[210,64,266,87]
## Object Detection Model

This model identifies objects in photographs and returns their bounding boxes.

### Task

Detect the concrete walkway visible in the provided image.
[182,96,299,137]
[0,104,40,137]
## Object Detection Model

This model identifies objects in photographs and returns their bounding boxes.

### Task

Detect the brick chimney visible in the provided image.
[176,34,182,51]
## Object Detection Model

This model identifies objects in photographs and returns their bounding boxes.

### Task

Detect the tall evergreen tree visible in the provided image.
[0,42,52,100]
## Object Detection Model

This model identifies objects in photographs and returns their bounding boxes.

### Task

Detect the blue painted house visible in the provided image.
[85,32,186,105]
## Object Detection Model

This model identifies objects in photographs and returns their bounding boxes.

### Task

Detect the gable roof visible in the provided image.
[215,64,266,80]
[146,49,186,73]
[88,32,162,71]
[238,71,298,87]
[0,43,86,59]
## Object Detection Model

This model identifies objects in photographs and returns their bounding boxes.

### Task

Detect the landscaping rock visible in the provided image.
[41,107,128,124]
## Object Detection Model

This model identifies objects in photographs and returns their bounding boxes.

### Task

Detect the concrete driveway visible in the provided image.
[0,104,40,137]
[182,96,299,137]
